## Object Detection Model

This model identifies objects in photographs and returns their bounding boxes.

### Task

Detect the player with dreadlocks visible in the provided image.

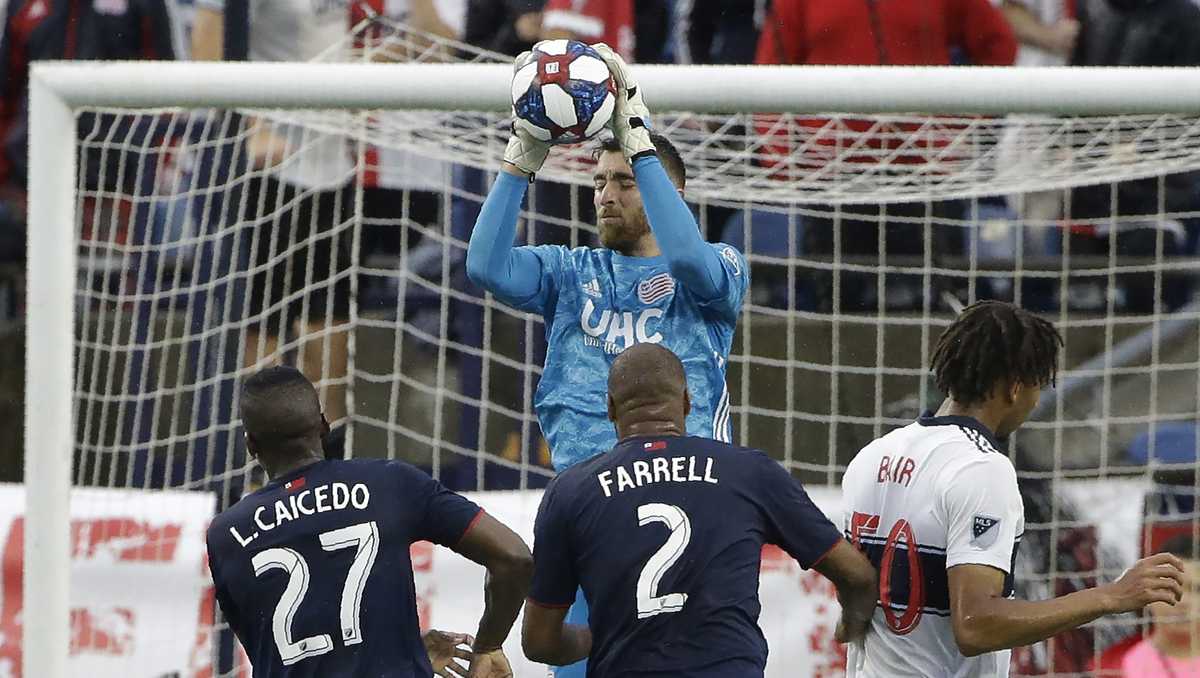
[841,300,1186,678]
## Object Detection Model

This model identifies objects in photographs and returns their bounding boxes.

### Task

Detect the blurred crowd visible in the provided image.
[4,0,1200,318]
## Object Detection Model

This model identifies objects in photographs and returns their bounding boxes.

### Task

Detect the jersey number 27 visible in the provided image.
[251,521,381,665]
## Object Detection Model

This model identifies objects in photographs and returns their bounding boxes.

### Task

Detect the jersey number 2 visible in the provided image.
[850,512,924,635]
[250,521,381,665]
[636,503,691,619]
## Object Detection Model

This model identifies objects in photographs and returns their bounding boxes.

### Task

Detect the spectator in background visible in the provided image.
[353,0,465,320]
[0,0,177,269]
[677,0,763,65]
[755,1,1017,312]
[1092,533,1200,677]
[1067,0,1200,312]
[193,0,355,423]
[990,1,1078,302]
[997,0,1078,66]
[541,0,633,59]
[463,0,544,56]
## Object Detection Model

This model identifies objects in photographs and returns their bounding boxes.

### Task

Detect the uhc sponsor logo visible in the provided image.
[580,299,664,354]
[637,273,675,305]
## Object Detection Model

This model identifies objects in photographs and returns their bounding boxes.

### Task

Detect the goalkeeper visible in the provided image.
[466,44,749,677]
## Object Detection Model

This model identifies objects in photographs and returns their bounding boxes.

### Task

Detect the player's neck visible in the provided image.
[935,398,1004,440]
[617,420,686,440]
[616,237,661,258]
[1151,626,1200,658]
[261,450,324,480]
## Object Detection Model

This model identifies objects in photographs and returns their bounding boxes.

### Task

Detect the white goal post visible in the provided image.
[26,59,1200,678]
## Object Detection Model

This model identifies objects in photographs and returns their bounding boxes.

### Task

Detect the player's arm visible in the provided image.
[941,457,1185,656]
[592,44,737,306]
[465,168,557,304]
[521,478,593,665]
[522,604,591,666]
[812,540,877,643]
[950,554,1184,656]
[755,450,875,642]
[451,512,534,653]
[464,53,558,305]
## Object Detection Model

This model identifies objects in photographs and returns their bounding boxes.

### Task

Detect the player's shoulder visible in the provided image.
[330,457,435,489]
[709,242,746,276]
[552,449,609,491]
[913,413,1009,459]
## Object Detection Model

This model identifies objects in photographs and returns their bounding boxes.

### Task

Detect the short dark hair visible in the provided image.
[241,365,324,455]
[1160,532,1199,561]
[931,301,1063,407]
[594,132,686,190]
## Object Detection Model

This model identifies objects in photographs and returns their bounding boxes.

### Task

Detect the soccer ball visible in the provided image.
[511,40,616,145]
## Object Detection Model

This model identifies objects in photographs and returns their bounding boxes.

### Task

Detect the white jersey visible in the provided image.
[196,0,353,190]
[842,414,1025,678]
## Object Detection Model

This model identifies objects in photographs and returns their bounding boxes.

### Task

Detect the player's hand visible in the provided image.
[590,43,655,161]
[505,50,552,176]
[423,630,474,678]
[1102,552,1186,613]
[466,647,513,678]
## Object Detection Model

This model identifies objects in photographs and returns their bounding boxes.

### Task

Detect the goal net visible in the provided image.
[26,18,1200,678]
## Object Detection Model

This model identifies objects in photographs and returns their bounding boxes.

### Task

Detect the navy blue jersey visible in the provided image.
[528,436,842,678]
[206,459,482,677]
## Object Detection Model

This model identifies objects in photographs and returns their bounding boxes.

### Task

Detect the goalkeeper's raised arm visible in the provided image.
[466,43,745,321]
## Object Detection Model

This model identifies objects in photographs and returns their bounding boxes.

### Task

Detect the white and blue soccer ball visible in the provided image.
[511,40,616,145]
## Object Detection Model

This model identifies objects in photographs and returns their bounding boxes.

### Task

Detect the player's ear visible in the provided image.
[321,414,330,438]
[244,431,259,459]
[683,389,691,417]
[1006,379,1022,404]
[607,394,617,423]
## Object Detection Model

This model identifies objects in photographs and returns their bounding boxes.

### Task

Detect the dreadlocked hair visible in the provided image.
[930,300,1064,407]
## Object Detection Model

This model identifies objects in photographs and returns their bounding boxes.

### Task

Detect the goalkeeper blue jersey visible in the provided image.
[466,157,749,471]
[499,242,746,470]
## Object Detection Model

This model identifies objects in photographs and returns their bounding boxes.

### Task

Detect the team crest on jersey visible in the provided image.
[972,514,1001,548]
[721,247,742,276]
[637,273,675,304]
[581,278,602,298]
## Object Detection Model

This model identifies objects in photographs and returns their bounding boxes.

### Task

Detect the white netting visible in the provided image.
[49,17,1200,678]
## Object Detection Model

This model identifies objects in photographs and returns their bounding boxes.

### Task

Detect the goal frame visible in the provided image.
[26,59,1200,678]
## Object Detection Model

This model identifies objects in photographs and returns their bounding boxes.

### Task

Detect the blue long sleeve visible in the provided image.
[465,171,544,300]
[633,155,728,302]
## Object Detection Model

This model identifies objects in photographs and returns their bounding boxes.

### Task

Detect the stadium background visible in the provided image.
[5,0,1200,676]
